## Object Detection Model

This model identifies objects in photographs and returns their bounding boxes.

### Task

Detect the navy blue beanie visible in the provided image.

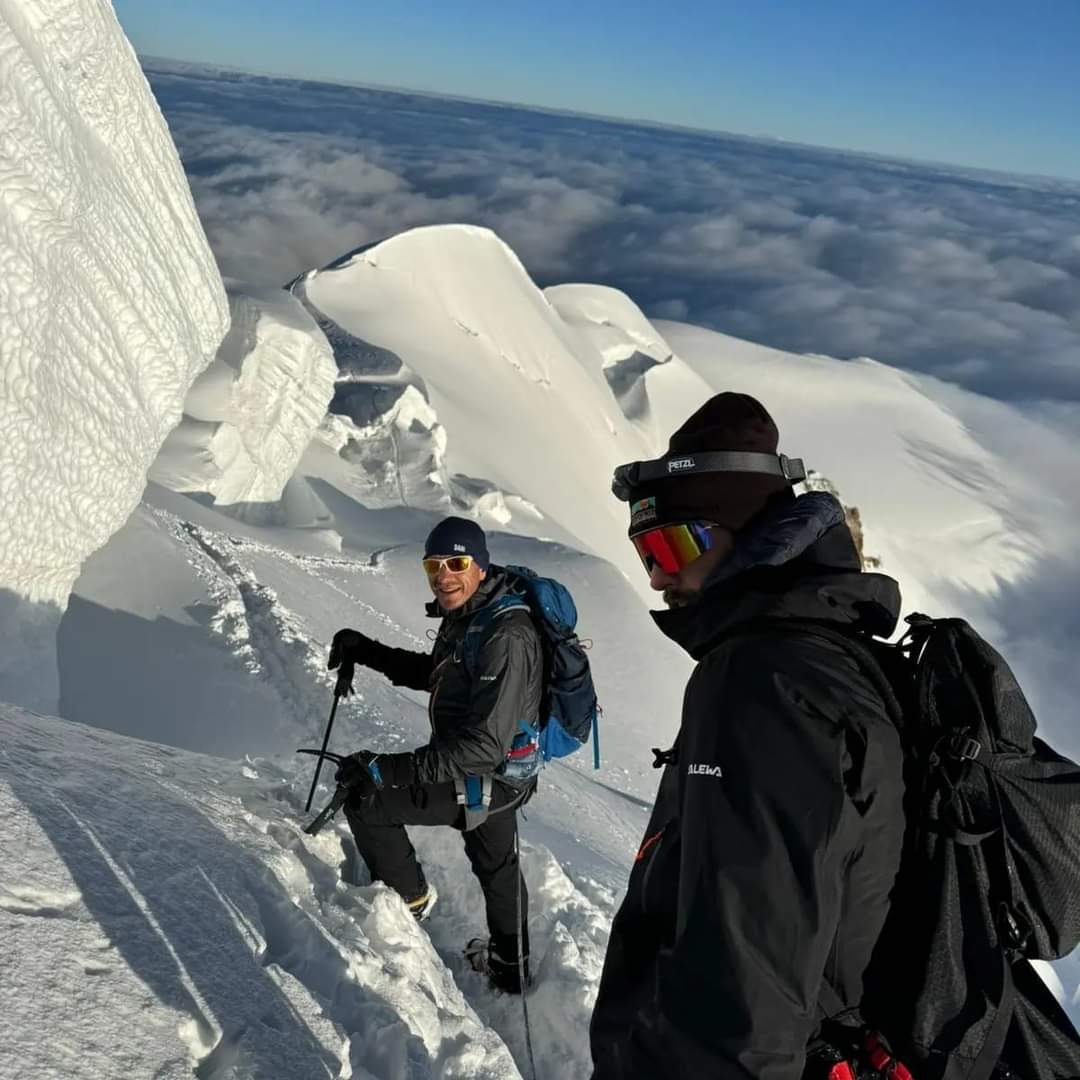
[424,517,490,571]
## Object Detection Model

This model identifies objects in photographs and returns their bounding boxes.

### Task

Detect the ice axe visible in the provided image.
[302,663,354,812]
[296,750,349,834]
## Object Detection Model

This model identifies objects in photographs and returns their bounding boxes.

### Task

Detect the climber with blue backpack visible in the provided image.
[325,516,598,995]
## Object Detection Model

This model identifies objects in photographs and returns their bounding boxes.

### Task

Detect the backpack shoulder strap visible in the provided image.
[462,595,532,676]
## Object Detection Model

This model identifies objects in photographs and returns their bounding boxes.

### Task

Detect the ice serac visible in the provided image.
[151,284,337,506]
[296,225,654,583]
[0,0,229,710]
[545,283,674,447]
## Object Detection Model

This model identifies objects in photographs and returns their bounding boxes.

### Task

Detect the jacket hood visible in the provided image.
[652,494,901,660]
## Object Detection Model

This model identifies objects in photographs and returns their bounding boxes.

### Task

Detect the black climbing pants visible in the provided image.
[344,779,530,961]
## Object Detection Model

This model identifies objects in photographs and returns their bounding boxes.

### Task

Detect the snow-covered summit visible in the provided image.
[295,223,1070,638]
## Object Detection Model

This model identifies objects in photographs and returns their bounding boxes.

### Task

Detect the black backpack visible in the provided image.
[812,615,1080,1080]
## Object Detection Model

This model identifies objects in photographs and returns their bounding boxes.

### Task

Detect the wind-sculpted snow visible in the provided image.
[314,389,548,534]
[0,0,227,606]
[545,283,673,372]
[295,224,656,587]
[151,285,336,507]
[545,284,674,444]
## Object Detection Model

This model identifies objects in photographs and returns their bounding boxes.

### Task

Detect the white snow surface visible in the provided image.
[0,705,537,1079]
[545,283,675,447]
[0,0,228,607]
[543,283,672,374]
[151,284,336,507]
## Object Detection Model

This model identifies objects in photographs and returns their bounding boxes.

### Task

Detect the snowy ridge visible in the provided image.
[544,284,672,372]
[294,225,655,587]
[313,390,548,534]
[151,285,336,507]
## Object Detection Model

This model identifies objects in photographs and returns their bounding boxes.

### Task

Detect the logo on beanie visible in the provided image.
[667,456,696,473]
[453,544,467,553]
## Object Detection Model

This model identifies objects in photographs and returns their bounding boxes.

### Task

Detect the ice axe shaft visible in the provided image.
[305,692,341,812]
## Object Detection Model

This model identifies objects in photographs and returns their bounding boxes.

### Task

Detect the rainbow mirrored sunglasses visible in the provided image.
[631,521,718,575]
[422,554,475,577]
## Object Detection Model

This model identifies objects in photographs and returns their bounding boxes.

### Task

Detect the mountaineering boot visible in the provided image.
[404,882,437,922]
[464,936,531,994]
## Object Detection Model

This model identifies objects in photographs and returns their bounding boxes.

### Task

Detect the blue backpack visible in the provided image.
[463,565,600,781]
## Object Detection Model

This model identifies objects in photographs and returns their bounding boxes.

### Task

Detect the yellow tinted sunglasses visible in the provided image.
[422,555,474,576]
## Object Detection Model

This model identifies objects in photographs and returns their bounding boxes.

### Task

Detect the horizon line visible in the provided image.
[139,53,1080,190]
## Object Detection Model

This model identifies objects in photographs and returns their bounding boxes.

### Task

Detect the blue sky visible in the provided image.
[117,0,1080,179]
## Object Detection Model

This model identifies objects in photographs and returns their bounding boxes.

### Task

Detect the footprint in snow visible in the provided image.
[0,884,82,918]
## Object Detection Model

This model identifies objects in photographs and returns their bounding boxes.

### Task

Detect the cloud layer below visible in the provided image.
[148,62,1080,411]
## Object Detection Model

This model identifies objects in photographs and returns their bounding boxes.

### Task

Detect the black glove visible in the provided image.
[328,629,379,698]
[328,629,379,670]
[335,750,380,796]
[334,749,417,793]
[371,751,417,789]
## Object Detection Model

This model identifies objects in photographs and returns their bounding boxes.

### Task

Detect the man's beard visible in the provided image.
[662,587,701,609]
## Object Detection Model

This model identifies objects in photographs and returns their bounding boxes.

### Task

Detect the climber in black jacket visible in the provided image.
[328,517,541,994]
[590,393,907,1079]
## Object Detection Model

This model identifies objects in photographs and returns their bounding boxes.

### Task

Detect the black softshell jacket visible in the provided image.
[590,523,906,1080]
[362,566,543,785]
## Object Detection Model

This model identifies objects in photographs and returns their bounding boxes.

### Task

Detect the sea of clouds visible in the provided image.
[148,61,1080,420]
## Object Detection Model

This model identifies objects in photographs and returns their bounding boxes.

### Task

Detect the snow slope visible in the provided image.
[650,323,1039,607]
[544,283,674,447]
[151,284,336,508]
[0,705,559,1080]
[0,0,229,710]
[644,321,1080,748]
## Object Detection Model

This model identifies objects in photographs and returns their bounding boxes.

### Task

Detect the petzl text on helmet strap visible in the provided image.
[611,451,807,500]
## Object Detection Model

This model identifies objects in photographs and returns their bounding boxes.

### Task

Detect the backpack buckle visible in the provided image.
[949,733,983,762]
[998,904,1032,952]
